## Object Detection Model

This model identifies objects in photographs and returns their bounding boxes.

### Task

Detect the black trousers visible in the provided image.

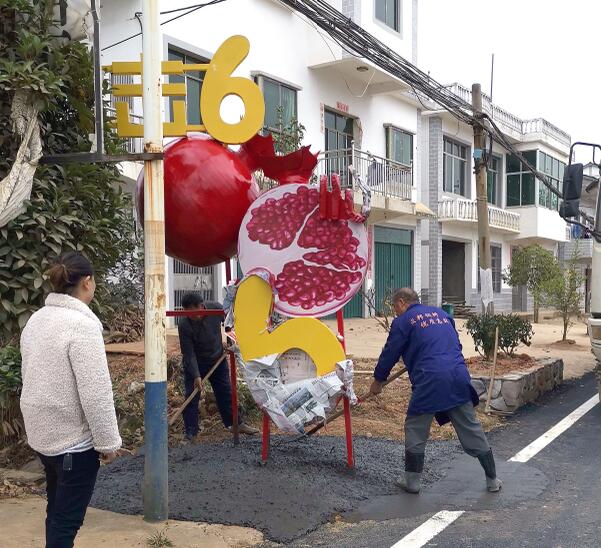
[183,356,233,436]
[38,449,100,548]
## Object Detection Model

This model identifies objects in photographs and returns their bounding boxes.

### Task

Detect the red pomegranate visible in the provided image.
[136,135,259,267]
[238,184,368,317]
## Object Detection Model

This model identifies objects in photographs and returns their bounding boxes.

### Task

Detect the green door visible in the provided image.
[374,227,412,315]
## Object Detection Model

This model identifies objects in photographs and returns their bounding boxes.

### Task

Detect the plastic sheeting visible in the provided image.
[241,351,357,434]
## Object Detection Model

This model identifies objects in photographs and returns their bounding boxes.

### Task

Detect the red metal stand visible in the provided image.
[261,411,270,464]
[336,309,355,469]
[229,352,239,445]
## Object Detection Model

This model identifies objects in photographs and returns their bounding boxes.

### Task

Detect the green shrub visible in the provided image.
[466,314,533,359]
[0,346,24,442]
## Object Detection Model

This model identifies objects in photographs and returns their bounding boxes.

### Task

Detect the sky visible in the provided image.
[418,0,600,162]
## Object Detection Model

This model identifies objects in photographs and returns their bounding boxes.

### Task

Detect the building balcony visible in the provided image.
[445,83,571,152]
[508,205,567,244]
[314,147,419,222]
[438,198,521,233]
[563,225,594,260]
[256,146,419,222]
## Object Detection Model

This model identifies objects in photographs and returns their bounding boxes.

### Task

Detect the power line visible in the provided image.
[278,0,597,238]
[101,0,227,51]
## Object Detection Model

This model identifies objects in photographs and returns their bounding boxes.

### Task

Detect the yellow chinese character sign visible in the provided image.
[104,35,265,145]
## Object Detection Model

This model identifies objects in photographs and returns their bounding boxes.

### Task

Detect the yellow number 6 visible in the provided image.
[201,35,265,144]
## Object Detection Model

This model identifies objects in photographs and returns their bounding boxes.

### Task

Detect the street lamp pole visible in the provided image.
[141,0,168,522]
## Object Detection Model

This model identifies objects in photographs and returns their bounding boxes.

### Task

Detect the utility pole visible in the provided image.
[472,83,494,314]
[142,0,168,522]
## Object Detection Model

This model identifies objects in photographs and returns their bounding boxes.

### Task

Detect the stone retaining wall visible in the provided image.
[471,358,563,414]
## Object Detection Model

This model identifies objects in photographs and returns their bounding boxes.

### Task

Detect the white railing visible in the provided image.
[445,83,571,148]
[106,107,144,155]
[438,198,521,232]
[314,145,413,200]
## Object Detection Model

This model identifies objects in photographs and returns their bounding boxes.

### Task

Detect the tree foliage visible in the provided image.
[503,244,560,323]
[466,313,533,359]
[0,0,137,344]
[543,249,584,341]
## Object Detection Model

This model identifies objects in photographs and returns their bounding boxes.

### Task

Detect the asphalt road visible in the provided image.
[287,372,601,548]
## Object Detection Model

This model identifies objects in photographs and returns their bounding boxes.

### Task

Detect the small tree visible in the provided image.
[270,105,305,155]
[543,249,584,341]
[503,244,561,323]
[0,0,137,343]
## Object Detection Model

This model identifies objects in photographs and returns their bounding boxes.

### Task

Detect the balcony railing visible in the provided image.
[314,146,413,201]
[445,83,571,148]
[438,198,521,232]
[106,107,144,155]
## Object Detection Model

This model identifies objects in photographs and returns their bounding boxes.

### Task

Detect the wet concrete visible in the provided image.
[90,436,462,543]
[345,455,548,522]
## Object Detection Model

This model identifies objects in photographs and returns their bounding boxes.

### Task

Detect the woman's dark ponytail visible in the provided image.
[47,252,94,294]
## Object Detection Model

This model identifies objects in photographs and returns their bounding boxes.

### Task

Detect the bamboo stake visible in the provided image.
[485,327,500,414]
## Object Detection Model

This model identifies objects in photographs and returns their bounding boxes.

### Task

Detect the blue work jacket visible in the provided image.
[374,303,478,424]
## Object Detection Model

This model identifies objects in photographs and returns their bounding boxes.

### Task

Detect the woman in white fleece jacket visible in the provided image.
[20,252,122,548]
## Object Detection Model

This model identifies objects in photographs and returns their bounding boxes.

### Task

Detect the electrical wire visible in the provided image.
[278,0,599,238]
[101,0,227,51]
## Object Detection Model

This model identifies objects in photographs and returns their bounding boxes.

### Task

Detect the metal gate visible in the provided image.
[374,227,412,315]
[171,259,215,324]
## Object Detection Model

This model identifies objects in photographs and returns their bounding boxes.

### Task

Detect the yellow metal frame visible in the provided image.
[233,275,345,376]
[104,35,264,144]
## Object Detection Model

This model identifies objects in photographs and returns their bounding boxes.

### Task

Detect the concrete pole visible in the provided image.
[141,0,168,522]
[472,83,494,315]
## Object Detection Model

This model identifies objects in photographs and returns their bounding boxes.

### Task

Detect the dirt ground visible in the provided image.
[0,497,262,547]
[100,315,596,450]
[322,316,596,380]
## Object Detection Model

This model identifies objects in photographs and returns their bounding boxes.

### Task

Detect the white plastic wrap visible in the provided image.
[241,352,357,434]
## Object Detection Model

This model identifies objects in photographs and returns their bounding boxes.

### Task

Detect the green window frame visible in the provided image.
[375,0,401,32]
[537,151,565,211]
[385,126,413,166]
[443,137,468,197]
[256,76,298,136]
[487,156,501,205]
[505,151,537,207]
[168,47,208,126]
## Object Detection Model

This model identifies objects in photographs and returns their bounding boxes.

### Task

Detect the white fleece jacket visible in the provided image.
[20,293,122,455]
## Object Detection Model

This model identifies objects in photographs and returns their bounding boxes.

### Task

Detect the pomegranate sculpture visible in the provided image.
[137,133,319,268]
[238,183,368,317]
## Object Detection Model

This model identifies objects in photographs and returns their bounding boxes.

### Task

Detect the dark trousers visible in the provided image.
[37,449,100,548]
[404,401,491,472]
[183,356,233,437]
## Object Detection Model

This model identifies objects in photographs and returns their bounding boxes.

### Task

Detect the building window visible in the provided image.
[506,150,536,206]
[443,138,468,196]
[487,156,501,206]
[376,0,401,32]
[168,48,208,125]
[386,126,412,166]
[478,244,502,293]
[257,76,298,137]
[538,151,565,211]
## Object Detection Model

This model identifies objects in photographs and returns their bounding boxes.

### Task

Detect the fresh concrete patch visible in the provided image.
[471,358,564,413]
[0,496,263,548]
[344,454,548,522]
[91,436,463,543]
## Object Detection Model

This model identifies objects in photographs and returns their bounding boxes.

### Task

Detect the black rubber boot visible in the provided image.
[396,451,424,494]
[477,450,502,492]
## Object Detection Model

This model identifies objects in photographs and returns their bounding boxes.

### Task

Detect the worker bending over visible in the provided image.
[370,288,502,494]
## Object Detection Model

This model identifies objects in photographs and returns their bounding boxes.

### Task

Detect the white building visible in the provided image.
[100,0,571,321]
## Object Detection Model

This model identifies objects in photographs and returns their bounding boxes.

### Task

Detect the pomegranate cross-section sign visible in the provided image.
[238,184,368,317]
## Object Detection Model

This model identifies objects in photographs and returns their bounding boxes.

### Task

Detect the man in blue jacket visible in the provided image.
[370,288,502,494]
